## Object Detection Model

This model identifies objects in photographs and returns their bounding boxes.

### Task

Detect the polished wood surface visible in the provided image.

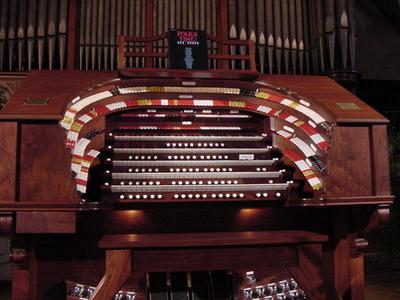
[0,70,392,300]
[370,125,391,195]
[263,75,388,124]
[326,126,372,197]
[20,124,78,202]
[90,250,131,300]
[16,212,76,233]
[99,231,328,249]
[0,71,115,120]
[0,122,17,201]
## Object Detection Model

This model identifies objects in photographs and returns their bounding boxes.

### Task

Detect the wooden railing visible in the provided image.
[117,33,257,72]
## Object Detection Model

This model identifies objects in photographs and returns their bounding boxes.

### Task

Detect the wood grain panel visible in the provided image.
[90,250,131,300]
[350,254,365,300]
[133,247,297,272]
[20,124,78,202]
[12,265,30,300]
[326,126,372,197]
[0,122,17,201]
[16,212,76,233]
[0,71,116,119]
[370,125,391,195]
[264,75,387,124]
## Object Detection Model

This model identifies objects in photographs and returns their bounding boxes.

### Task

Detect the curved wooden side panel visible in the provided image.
[90,250,131,300]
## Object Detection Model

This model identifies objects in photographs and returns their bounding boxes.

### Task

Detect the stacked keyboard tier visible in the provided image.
[102,107,294,203]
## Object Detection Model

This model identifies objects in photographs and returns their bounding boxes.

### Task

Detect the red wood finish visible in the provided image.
[0,71,115,120]
[16,212,76,233]
[263,75,388,124]
[132,247,298,273]
[99,231,328,249]
[351,254,365,300]
[12,266,30,300]
[90,250,131,300]
[119,68,259,80]
[19,124,78,202]
[217,0,229,69]
[0,213,13,233]
[0,70,392,300]
[94,231,333,299]
[370,125,391,195]
[117,34,257,71]
[0,122,17,201]
[326,126,372,197]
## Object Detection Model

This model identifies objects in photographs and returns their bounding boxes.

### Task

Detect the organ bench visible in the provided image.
[0,66,393,300]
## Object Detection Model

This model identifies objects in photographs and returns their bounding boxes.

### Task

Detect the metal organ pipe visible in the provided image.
[0,0,357,74]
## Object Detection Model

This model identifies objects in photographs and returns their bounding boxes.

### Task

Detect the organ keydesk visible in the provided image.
[0,33,393,300]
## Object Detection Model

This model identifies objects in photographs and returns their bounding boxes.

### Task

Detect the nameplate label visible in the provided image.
[239,154,254,160]
[336,102,361,110]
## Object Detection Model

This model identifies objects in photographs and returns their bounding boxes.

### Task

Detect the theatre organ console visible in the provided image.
[0,32,393,300]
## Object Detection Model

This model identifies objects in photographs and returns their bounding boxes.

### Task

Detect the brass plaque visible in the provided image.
[24,98,49,105]
[336,102,361,110]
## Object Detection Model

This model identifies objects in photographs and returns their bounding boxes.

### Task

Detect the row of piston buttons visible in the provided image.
[166,142,225,147]
[71,285,136,300]
[118,155,231,160]
[167,155,230,160]
[119,193,247,200]
[70,284,94,298]
[243,279,301,298]
[123,167,234,173]
[118,193,280,200]
[111,180,237,186]
[168,167,234,172]
[173,193,246,199]
[120,194,163,200]
[245,290,307,300]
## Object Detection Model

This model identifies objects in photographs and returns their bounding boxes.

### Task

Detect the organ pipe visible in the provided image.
[0,0,358,74]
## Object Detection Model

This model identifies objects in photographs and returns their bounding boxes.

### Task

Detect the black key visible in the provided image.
[149,273,169,300]
[209,271,232,300]
[191,271,211,300]
[171,272,189,300]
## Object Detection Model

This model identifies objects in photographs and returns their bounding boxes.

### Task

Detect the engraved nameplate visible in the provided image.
[336,102,361,110]
[24,98,49,105]
[239,154,254,160]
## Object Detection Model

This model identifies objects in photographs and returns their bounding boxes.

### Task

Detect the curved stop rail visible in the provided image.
[117,33,256,72]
